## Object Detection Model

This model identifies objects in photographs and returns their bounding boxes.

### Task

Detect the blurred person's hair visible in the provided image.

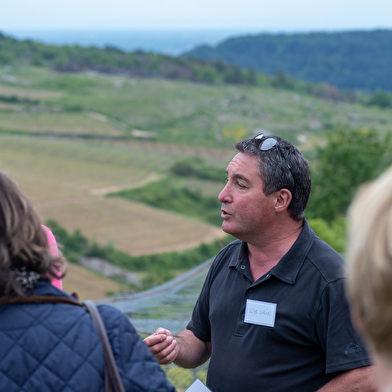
[346,165,392,357]
[235,135,311,221]
[0,171,65,297]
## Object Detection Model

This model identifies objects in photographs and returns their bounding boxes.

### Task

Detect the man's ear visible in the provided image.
[274,189,292,212]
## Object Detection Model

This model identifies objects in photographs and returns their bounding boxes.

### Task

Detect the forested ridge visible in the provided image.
[2,30,392,108]
[0,31,261,86]
[183,29,392,92]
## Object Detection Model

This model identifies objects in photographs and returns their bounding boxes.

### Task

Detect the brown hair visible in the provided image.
[346,165,392,357]
[0,171,65,296]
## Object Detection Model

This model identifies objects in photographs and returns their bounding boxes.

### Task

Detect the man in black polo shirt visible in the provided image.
[144,134,375,391]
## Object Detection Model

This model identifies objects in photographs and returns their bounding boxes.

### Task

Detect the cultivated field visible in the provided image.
[0,134,227,256]
[1,65,392,295]
[62,262,128,301]
[0,112,123,136]
[3,66,392,149]
[0,84,64,99]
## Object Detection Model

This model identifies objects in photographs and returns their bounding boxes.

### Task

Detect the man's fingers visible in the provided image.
[144,333,167,348]
[143,328,178,364]
[155,328,171,336]
[156,339,178,365]
[149,335,174,356]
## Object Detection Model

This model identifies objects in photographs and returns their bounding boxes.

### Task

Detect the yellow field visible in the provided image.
[62,262,128,301]
[0,134,227,256]
[0,84,64,99]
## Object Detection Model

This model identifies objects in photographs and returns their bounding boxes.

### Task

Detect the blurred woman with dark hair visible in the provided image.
[0,172,64,296]
[0,170,175,392]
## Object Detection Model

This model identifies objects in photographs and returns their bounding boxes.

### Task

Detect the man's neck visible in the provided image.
[247,220,303,282]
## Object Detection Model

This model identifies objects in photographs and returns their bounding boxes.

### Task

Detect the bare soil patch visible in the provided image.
[0,85,64,99]
[62,263,128,301]
[0,135,227,256]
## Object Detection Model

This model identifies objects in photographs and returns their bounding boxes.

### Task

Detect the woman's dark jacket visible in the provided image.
[0,281,176,392]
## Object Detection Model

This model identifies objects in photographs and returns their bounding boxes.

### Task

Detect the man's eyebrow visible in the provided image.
[229,172,251,184]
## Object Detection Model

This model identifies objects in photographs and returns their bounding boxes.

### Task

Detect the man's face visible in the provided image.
[218,153,276,242]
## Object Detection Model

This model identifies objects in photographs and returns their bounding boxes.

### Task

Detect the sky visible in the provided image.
[1,0,392,32]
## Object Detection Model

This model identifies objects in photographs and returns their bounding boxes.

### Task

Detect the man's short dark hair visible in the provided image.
[235,135,311,221]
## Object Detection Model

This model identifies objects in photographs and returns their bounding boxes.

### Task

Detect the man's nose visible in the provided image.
[218,183,230,203]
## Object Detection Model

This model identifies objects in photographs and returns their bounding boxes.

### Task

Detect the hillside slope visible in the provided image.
[1,66,392,288]
[183,30,392,92]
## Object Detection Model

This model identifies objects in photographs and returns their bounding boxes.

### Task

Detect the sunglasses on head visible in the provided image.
[254,133,295,186]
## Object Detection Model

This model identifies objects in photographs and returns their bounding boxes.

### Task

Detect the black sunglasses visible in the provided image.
[254,134,295,186]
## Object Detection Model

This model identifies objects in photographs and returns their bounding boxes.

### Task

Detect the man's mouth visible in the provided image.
[221,208,230,218]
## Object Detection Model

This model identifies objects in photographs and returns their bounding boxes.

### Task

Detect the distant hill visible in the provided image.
[0,31,344,101]
[0,31,256,86]
[182,30,392,92]
[2,31,392,107]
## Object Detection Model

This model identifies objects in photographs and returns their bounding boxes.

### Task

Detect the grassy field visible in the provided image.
[2,66,392,149]
[0,134,227,256]
[0,83,64,99]
[0,112,123,136]
[62,262,128,301]
[1,65,392,297]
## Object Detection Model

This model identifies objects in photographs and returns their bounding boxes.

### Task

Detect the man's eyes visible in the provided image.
[225,178,247,188]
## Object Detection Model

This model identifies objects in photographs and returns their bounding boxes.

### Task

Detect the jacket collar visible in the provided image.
[33,280,76,299]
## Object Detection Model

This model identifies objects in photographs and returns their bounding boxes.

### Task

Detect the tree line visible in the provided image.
[184,30,392,92]
[1,32,392,109]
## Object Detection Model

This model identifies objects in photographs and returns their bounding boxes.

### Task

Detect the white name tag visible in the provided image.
[185,379,212,392]
[244,299,277,327]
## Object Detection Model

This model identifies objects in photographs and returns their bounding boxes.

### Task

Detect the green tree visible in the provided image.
[368,90,392,109]
[224,65,244,84]
[307,217,346,253]
[0,49,13,64]
[31,53,44,66]
[270,71,296,90]
[307,128,392,221]
[245,68,257,86]
[192,65,219,84]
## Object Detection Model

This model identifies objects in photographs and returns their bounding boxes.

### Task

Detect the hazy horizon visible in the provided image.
[2,29,253,55]
[3,27,390,56]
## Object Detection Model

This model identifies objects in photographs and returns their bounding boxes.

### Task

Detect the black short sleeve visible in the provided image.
[315,279,371,373]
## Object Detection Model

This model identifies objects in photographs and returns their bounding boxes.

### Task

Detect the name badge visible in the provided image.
[185,379,212,392]
[244,299,277,327]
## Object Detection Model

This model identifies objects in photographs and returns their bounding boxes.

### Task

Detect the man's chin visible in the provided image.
[221,222,235,235]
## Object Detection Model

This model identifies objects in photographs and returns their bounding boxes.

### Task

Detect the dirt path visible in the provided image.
[143,226,226,255]
[89,173,161,196]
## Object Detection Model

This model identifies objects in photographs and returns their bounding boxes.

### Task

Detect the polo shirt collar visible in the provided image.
[229,219,315,285]
[228,240,248,268]
[272,219,314,284]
